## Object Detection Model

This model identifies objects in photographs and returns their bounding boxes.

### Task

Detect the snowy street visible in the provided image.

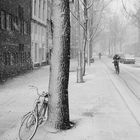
[1,56,140,140]
[1,0,140,139]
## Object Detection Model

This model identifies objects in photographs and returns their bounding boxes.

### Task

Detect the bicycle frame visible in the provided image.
[33,93,47,120]
[36,98,46,119]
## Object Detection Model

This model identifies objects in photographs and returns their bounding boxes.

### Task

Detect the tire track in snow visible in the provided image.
[102,60,140,128]
[121,67,140,85]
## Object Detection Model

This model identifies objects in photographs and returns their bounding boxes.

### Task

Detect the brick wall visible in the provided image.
[0,0,31,49]
[0,0,32,82]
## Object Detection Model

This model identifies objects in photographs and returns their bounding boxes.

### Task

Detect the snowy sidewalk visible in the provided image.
[2,59,140,140]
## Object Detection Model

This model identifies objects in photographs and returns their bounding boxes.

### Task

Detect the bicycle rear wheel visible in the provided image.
[116,65,119,74]
[19,112,38,140]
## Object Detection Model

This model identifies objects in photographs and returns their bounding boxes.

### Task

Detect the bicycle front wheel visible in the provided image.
[19,112,38,140]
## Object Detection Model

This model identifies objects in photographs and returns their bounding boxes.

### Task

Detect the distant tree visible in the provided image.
[82,0,113,75]
[70,0,113,76]
[108,15,126,55]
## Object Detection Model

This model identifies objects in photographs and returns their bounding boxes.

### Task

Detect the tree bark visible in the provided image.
[82,0,88,76]
[47,0,71,130]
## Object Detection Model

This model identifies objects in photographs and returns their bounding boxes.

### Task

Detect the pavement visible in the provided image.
[1,57,140,140]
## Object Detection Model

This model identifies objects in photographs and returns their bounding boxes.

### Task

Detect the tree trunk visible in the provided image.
[82,0,88,76]
[77,0,83,83]
[82,22,87,76]
[47,0,71,130]
[87,30,90,66]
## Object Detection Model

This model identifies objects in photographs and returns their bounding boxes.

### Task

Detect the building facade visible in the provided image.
[31,0,47,67]
[0,0,32,81]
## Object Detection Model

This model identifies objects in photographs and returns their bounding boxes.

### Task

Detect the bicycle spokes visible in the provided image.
[19,113,38,140]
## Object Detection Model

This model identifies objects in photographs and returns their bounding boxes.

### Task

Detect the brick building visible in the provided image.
[0,0,32,81]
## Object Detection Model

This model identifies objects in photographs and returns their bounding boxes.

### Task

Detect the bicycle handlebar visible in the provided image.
[29,85,49,98]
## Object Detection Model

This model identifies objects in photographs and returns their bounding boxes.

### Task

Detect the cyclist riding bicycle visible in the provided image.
[113,54,120,74]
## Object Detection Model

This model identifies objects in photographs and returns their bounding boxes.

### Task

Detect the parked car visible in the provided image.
[85,57,94,63]
[120,54,135,64]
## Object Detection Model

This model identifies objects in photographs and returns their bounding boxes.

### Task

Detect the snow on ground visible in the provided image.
[1,57,140,140]
[0,66,50,136]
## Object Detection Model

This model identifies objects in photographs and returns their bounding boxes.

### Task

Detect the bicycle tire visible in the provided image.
[116,65,119,74]
[19,112,38,140]
[115,65,119,74]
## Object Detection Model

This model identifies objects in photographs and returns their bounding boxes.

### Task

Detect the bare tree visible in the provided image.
[70,0,113,77]
[82,0,113,75]
[47,0,71,129]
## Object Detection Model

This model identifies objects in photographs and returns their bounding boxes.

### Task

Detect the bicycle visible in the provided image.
[19,86,49,140]
[115,64,119,74]
[113,61,120,74]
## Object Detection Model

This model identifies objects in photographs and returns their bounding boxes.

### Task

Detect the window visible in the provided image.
[14,17,19,31]
[24,21,27,34]
[20,52,23,63]
[35,43,38,62]
[18,5,23,19]
[35,24,37,34]
[43,0,46,21]
[23,52,26,63]
[16,53,18,63]
[1,11,6,29]
[3,52,7,65]
[27,23,30,35]
[34,0,37,16]
[38,26,40,36]
[11,16,14,31]
[9,14,12,31]
[11,16,18,31]
[11,16,17,31]
[42,28,44,37]
[28,52,31,58]
[18,5,24,34]
[39,0,41,18]
[19,19,24,34]
[12,53,17,64]
[19,44,24,52]
[6,14,10,30]
[6,14,13,31]
[42,44,45,61]
[3,52,10,65]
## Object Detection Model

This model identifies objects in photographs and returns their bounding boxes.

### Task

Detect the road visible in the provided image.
[1,57,140,137]
[103,57,140,126]
[104,57,140,100]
